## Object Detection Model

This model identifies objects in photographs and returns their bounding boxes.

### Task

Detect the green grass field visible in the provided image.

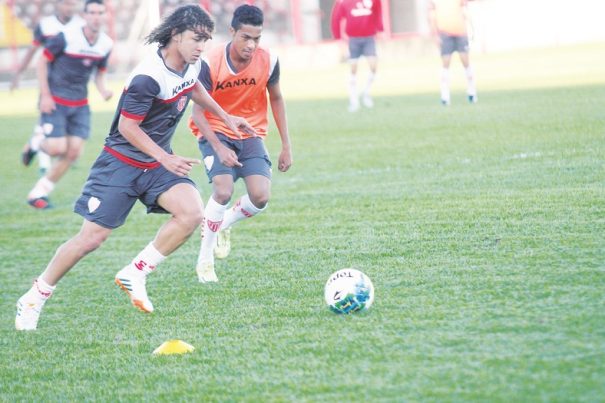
[1,43,604,401]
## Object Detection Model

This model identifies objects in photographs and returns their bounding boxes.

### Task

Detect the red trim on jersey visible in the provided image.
[33,39,41,46]
[43,48,55,61]
[160,85,194,104]
[64,52,107,61]
[104,146,161,169]
[120,109,146,121]
[52,95,88,107]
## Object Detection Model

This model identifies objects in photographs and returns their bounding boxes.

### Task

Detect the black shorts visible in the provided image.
[74,150,196,229]
[198,133,272,183]
[439,32,469,56]
[41,104,91,139]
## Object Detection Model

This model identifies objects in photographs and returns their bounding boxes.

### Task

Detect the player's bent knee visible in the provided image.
[66,150,82,163]
[213,188,233,205]
[250,194,269,209]
[176,208,204,232]
[77,232,109,254]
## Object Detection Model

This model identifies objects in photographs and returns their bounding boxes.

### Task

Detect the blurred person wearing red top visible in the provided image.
[428,0,477,105]
[188,4,292,283]
[331,0,383,112]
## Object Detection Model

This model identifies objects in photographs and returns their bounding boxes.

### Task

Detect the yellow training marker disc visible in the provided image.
[153,339,195,355]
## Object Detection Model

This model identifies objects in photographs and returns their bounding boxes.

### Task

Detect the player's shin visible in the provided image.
[221,194,266,230]
[196,197,226,282]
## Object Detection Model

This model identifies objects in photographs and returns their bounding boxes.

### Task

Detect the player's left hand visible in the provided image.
[278,147,292,172]
[158,154,201,177]
[101,89,113,101]
[225,115,257,138]
[9,74,20,92]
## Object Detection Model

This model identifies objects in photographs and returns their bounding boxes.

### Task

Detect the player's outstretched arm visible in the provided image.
[36,56,55,114]
[94,69,113,101]
[268,82,292,172]
[118,116,200,177]
[191,82,257,137]
[10,45,40,91]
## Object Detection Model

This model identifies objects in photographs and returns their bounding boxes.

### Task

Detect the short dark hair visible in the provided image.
[146,4,214,47]
[231,4,263,30]
[84,0,104,12]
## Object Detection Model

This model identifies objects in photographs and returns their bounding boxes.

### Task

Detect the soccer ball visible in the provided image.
[324,268,374,314]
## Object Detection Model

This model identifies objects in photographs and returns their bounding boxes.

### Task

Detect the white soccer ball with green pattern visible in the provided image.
[324,268,374,314]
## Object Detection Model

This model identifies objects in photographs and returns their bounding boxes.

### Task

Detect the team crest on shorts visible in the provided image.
[177,96,187,112]
[88,196,100,213]
[42,123,54,135]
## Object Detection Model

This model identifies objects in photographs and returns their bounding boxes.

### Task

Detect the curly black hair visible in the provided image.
[146,5,214,47]
[231,4,263,30]
[84,0,104,12]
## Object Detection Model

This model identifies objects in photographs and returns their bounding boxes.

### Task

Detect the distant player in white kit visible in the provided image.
[24,0,113,209]
[12,0,84,174]
[428,0,478,105]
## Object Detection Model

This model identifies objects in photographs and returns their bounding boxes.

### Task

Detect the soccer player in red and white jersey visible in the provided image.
[25,0,113,210]
[331,0,383,112]
[188,4,292,283]
[10,0,84,91]
[15,5,256,331]
[428,0,478,105]
[12,0,85,174]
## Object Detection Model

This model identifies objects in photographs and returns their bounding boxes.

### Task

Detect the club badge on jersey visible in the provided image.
[177,96,187,112]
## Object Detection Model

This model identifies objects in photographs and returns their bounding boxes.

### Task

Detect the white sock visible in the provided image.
[363,72,375,97]
[440,68,450,102]
[26,277,56,302]
[197,196,227,265]
[129,242,166,275]
[348,73,358,105]
[465,66,477,96]
[28,176,55,199]
[29,125,45,151]
[221,194,265,230]
[38,151,52,171]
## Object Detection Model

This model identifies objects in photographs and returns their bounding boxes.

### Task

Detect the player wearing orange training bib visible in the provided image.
[428,0,477,105]
[189,4,292,283]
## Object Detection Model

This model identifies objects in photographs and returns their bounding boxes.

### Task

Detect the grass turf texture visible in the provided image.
[1,43,604,400]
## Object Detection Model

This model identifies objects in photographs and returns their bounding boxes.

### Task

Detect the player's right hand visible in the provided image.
[159,154,201,177]
[9,75,20,92]
[39,94,56,114]
[225,115,257,138]
[216,144,242,168]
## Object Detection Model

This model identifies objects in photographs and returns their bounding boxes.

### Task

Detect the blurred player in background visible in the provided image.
[12,0,84,175]
[428,0,477,105]
[15,4,256,331]
[24,0,113,210]
[188,4,292,283]
[331,0,383,112]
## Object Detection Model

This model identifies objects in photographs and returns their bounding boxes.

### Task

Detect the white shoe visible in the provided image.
[362,93,374,108]
[348,99,360,113]
[115,266,154,313]
[214,228,231,259]
[197,261,218,283]
[15,293,46,331]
